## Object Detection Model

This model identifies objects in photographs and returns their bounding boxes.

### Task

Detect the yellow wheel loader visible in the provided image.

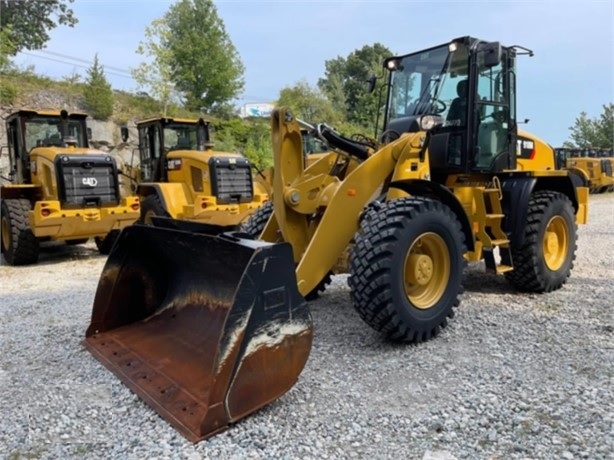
[565,157,614,193]
[125,117,268,228]
[551,147,614,193]
[83,37,588,442]
[1,110,140,265]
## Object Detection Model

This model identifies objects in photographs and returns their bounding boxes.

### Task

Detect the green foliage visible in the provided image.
[0,25,16,71]
[0,80,18,104]
[242,122,273,169]
[131,18,179,116]
[83,54,114,120]
[565,103,614,148]
[211,118,272,169]
[0,0,77,54]
[318,43,392,128]
[277,80,343,124]
[163,0,245,111]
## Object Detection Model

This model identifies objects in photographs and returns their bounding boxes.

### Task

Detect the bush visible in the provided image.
[0,81,18,104]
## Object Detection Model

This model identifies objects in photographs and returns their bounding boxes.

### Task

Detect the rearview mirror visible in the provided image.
[483,41,502,67]
[367,75,377,93]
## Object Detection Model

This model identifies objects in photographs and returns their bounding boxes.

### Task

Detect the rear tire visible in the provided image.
[139,194,170,224]
[1,199,39,265]
[505,191,576,293]
[349,197,466,343]
[95,230,120,255]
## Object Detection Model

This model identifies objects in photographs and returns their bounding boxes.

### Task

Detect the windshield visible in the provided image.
[24,116,86,151]
[386,42,470,124]
[164,123,198,151]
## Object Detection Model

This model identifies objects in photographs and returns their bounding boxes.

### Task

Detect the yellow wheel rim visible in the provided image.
[143,209,156,225]
[403,232,450,309]
[1,214,10,251]
[543,215,569,271]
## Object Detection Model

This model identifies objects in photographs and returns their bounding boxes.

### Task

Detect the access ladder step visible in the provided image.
[483,247,514,274]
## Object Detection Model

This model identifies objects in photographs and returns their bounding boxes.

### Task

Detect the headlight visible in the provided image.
[419,115,444,131]
[167,158,182,170]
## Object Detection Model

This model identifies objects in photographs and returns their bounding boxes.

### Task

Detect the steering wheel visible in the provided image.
[406,98,447,115]
[432,99,447,114]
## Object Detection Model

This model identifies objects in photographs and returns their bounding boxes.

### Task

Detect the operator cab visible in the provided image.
[382,36,525,175]
[4,110,89,183]
[137,118,212,182]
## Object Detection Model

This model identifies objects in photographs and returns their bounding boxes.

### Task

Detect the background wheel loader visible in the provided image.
[1,109,140,265]
[553,147,614,193]
[83,36,588,442]
[123,117,268,228]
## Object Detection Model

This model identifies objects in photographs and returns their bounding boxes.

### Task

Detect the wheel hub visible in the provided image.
[545,231,559,254]
[406,254,434,286]
[403,232,450,310]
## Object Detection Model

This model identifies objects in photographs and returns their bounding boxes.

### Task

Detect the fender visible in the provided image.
[137,182,192,219]
[500,174,582,247]
[389,179,475,252]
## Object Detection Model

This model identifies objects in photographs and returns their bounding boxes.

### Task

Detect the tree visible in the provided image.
[163,0,244,111]
[0,0,77,54]
[84,54,114,120]
[0,25,16,71]
[277,80,343,124]
[318,43,392,128]
[131,19,180,116]
[565,104,614,148]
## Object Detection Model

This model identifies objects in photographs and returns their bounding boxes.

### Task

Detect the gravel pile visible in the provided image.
[0,195,612,459]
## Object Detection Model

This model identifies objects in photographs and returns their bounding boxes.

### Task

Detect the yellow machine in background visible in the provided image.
[125,117,267,227]
[1,110,140,265]
[84,37,588,442]
[565,157,614,193]
[513,139,614,192]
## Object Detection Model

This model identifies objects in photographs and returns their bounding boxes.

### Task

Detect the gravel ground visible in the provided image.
[0,195,612,460]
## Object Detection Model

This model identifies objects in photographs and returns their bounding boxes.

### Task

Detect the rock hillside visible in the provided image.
[0,89,139,179]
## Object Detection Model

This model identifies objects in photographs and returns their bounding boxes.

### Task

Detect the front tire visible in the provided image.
[1,199,39,265]
[349,197,466,343]
[505,191,577,293]
[241,201,273,238]
[139,194,170,224]
[95,230,120,255]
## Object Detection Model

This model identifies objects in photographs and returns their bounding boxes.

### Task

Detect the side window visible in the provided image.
[7,120,19,158]
[138,126,152,181]
[150,126,161,159]
[476,60,509,166]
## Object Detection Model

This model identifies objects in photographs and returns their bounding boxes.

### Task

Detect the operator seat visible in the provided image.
[172,137,192,151]
[446,80,468,126]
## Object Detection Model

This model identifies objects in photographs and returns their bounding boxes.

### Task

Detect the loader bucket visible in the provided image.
[83,222,312,442]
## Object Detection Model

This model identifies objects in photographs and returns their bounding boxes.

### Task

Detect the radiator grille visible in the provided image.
[54,155,120,208]
[601,159,613,177]
[209,157,254,204]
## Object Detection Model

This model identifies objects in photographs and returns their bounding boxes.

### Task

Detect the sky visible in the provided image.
[11,0,614,146]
